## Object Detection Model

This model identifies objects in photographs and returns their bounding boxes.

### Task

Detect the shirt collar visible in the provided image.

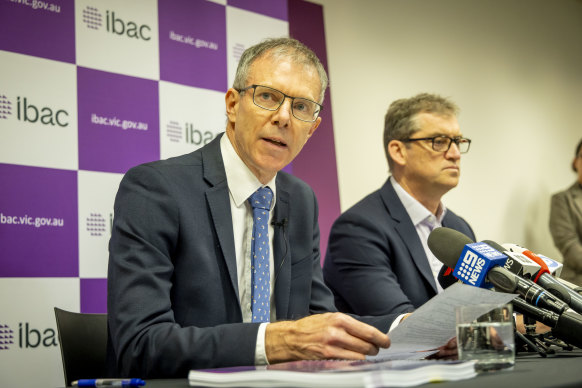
[389,176,446,226]
[220,134,277,209]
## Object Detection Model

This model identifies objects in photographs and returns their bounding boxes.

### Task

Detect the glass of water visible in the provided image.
[455,303,515,372]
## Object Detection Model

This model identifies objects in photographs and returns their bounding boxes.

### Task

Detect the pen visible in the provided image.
[71,378,146,387]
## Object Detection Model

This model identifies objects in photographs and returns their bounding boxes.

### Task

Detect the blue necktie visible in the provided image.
[248,187,273,323]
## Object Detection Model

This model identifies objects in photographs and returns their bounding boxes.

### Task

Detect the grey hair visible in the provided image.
[383,93,460,170]
[232,37,328,103]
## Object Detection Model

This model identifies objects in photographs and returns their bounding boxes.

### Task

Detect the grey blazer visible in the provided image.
[324,179,475,316]
[550,182,582,285]
[107,134,397,378]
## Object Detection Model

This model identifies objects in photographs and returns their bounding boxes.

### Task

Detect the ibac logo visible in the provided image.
[86,212,112,237]
[0,322,57,350]
[15,96,69,127]
[0,95,12,120]
[0,324,15,350]
[19,322,57,349]
[83,6,151,41]
[165,121,215,145]
[185,123,215,146]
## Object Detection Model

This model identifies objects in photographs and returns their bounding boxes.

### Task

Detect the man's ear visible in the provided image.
[388,139,407,167]
[306,117,321,140]
[225,88,239,123]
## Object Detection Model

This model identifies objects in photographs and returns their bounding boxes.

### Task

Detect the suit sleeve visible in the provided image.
[324,210,416,317]
[108,165,259,378]
[550,193,582,272]
[297,187,397,332]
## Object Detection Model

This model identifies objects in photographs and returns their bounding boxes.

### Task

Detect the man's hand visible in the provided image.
[265,312,391,363]
[428,337,458,360]
[515,314,551,334]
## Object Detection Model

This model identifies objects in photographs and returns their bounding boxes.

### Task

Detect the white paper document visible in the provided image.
[368,283,518,360]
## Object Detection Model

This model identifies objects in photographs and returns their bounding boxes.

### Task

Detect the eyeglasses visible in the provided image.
[236,84,322,122]
[402,135,472,154]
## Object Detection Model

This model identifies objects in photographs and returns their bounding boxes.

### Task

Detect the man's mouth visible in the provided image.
[264,137,287,147]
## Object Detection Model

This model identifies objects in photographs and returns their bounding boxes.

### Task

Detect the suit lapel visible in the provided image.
[202,135,240,303]
[273,181,291,319]
[380,180,438,293]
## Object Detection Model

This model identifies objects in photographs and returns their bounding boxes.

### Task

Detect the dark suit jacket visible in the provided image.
[550,182,582,285]
[107,134,397,378]
[323,178,475,316]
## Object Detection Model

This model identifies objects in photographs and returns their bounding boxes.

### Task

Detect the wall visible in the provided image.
[0,0,338,386]
[315,0,582,258]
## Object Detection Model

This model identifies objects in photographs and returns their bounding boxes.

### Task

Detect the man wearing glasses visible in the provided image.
[324,93,475,318]
[107,38,399,379]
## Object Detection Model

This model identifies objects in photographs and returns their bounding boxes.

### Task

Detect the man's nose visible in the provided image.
[272,98,292,126]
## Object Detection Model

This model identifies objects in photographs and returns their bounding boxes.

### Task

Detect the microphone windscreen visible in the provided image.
[427,227,475,267]
[482,240,505,252]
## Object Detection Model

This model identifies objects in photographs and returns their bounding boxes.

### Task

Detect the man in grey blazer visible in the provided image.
[107,38,397,379]
[324,93,475,317]
[550,138,582,286]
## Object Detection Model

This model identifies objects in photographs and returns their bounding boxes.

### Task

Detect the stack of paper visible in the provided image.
[188,358,477,387]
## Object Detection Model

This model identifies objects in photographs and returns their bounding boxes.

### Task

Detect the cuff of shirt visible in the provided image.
[254,322,269,365]
[388,313,409,333]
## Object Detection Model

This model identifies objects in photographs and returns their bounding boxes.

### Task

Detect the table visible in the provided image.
[134,349,582,388]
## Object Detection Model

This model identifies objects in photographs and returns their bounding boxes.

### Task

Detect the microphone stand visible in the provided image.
[514,315,548,357]
[515,315,575,356]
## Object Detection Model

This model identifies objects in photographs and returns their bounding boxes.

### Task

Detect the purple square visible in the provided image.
[0,0,75,63]
[0,164,78,277]
[80,278,107,313]
[228,0,288,21]
[159,0,227,91]
[77,67,160,174]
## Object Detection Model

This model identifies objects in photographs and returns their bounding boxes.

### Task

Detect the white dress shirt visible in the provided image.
[390,176,446,294]
[220,134,276,364]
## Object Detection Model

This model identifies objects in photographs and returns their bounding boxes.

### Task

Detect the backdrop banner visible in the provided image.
[0,0,340,386]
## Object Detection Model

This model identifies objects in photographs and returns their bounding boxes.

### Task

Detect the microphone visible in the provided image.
[512,297,582,349]
[481,240,541,280]
[503,245,582,293]
[427,227,570,315]
[272,218,288,284]
[271,218,288,228]
[437,265,458,289]
[502,243,582,315]
[435,249,582,348]
[535,253,563,277]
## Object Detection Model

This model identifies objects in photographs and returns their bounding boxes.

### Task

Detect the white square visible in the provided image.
[78,170,123,278]
[0,278,80,388]
[0,51,78,170]
[75,0,160,80]
[226,6,289,88]
[159,81,227,160]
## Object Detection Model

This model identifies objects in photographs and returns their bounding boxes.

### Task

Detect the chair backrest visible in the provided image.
[54,307,108,387]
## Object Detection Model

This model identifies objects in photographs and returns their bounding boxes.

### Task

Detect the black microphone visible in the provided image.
[512,297,582,349]
[485,240,582,315]
[272,218,288,284]
[271,218,288,228]
[481,240,541,280]
[437,265,458,289]
[502,243,582,315]
[427,227,570,315]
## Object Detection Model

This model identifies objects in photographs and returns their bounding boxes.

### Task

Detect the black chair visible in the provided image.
[54,307,108,387]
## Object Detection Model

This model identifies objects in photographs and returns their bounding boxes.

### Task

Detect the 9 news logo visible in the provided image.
[454,242,507,288]
[456,250,486,286]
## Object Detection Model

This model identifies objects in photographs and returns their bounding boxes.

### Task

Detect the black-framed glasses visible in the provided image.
[402,135,472,154]
[236,84,322,122]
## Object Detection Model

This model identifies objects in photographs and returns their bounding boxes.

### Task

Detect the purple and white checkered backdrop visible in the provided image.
[0,1,339,386]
